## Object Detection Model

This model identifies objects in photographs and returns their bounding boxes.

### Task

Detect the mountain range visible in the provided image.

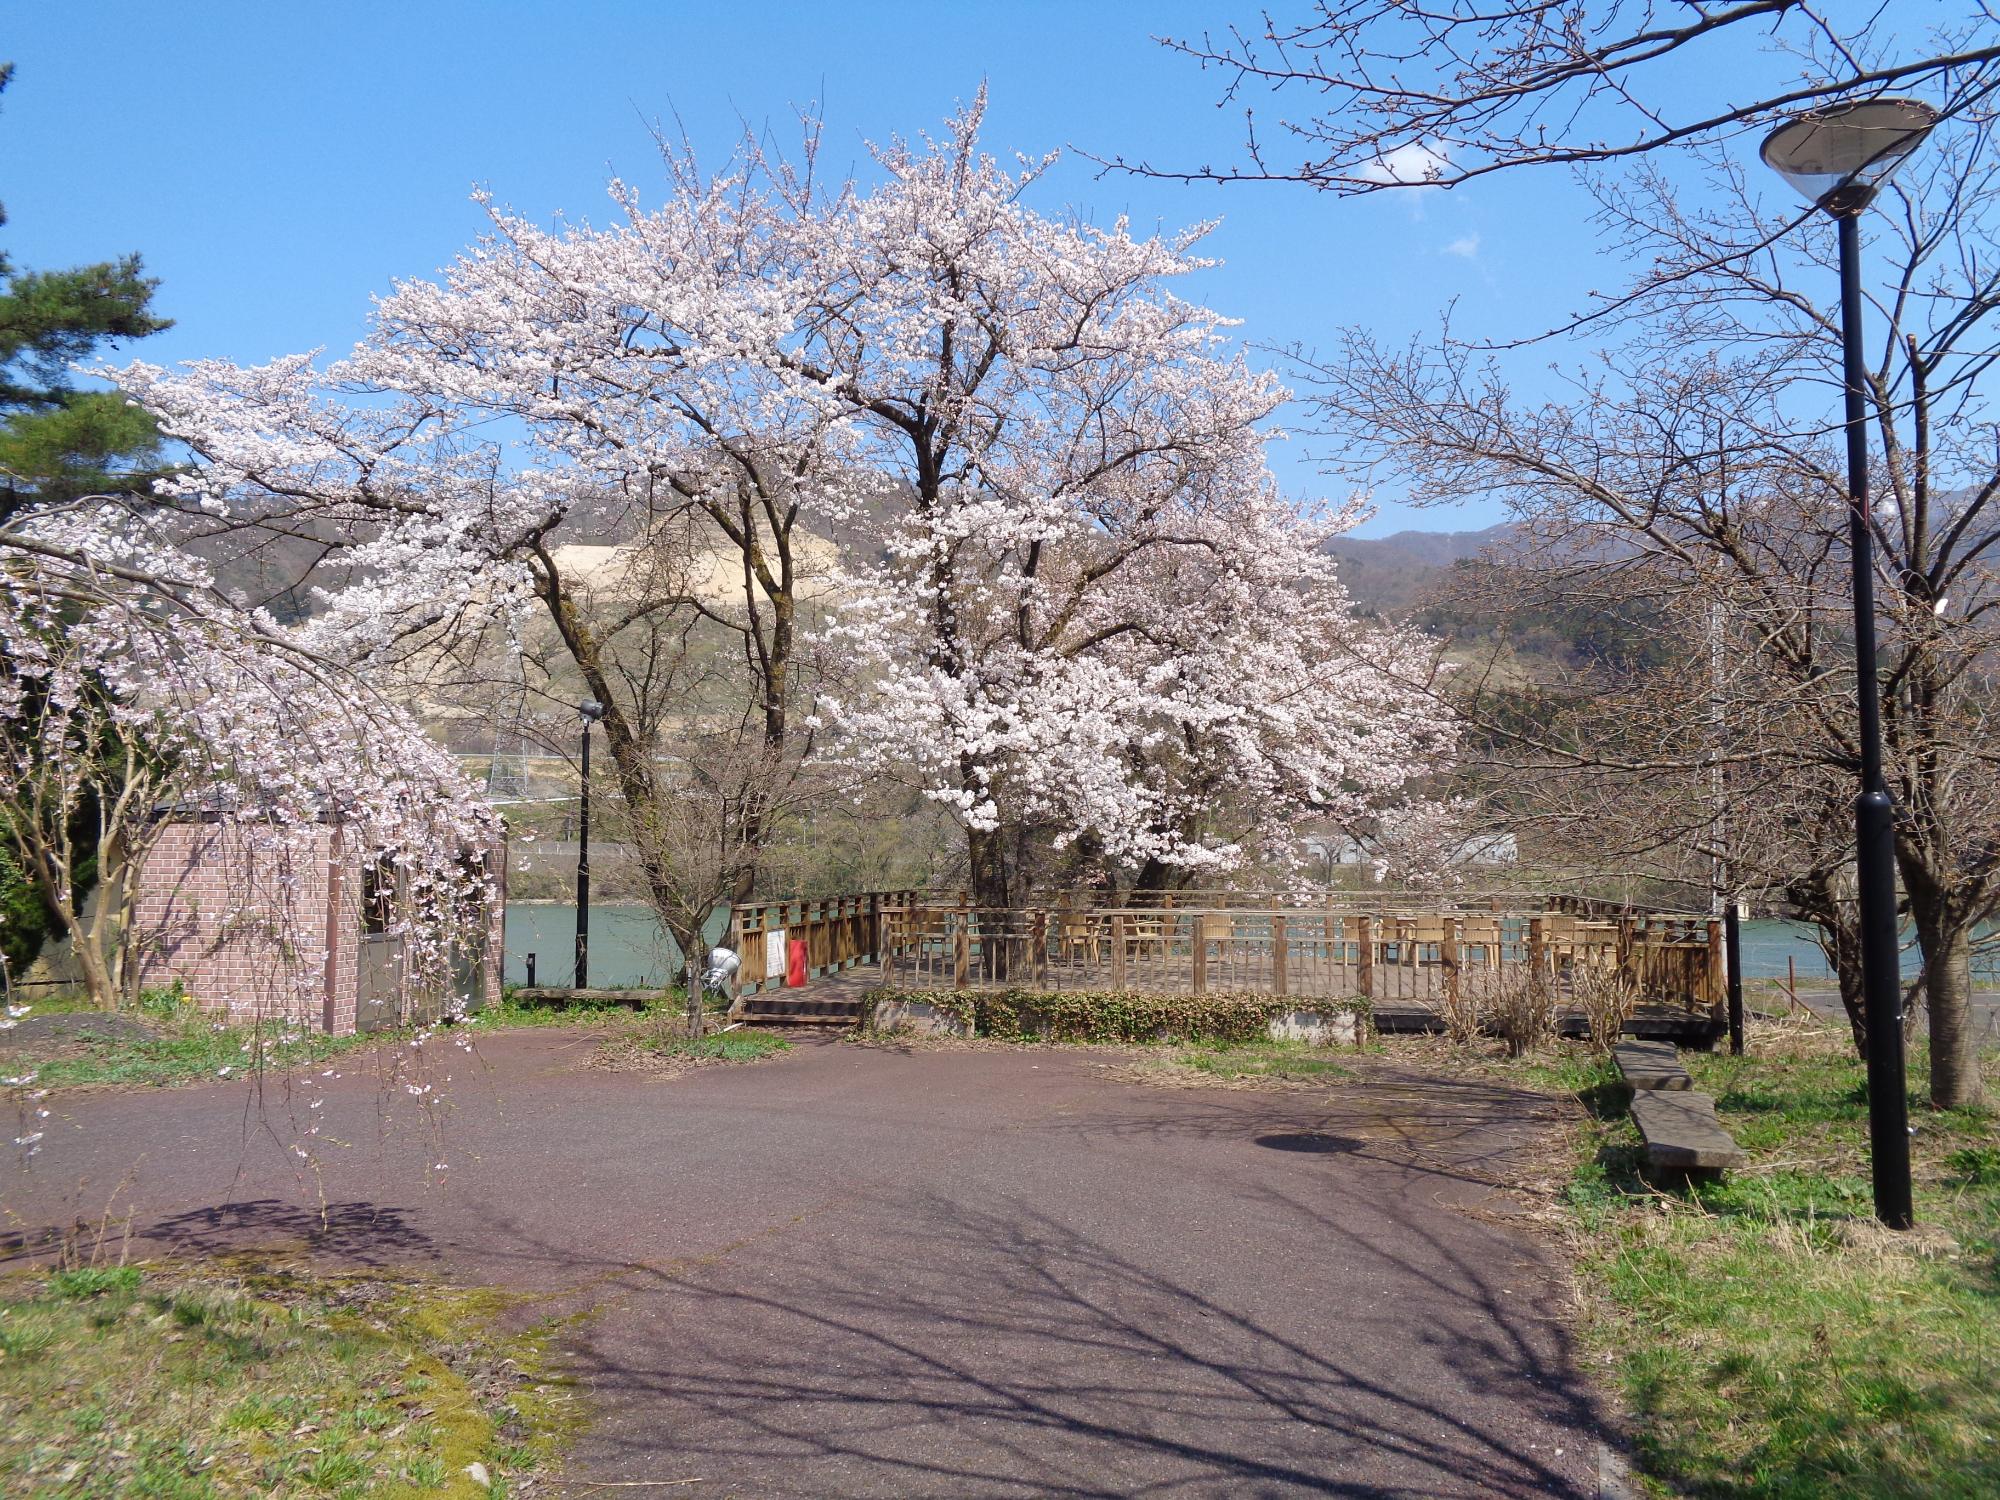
[1323,523,1514,615]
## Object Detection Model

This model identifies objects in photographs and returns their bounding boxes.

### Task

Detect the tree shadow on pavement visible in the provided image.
[552,1179,1600,1498]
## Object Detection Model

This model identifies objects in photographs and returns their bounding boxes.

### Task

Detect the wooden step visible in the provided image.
[1614,1039,1693,1091]
[737,1014,858,1028]
[733,996,862,1028]
[1629,1090,1744,1172]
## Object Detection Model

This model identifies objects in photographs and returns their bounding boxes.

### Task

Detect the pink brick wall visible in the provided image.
[132,819,504,1036]
[132,820,339,1031]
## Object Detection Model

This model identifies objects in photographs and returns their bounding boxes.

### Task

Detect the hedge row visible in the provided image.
[860,987,1370,1044]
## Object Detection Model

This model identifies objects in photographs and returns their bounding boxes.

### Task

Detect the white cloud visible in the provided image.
[1359,142,1449,186]
[1443,233,1482,259]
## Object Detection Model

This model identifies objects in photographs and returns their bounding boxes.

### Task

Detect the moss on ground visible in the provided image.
[0,1256,578,1497]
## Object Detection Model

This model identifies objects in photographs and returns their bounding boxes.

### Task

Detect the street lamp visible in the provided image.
[1762,97,1938,1230]
[575,698,605,989]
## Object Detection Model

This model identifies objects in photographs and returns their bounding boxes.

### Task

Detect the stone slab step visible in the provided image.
[1614,1039,1693,1091]
[1629,1089,1745,1172]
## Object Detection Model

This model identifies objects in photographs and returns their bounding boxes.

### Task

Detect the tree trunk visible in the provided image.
[1913,910,1984,1108]
[670,915,708,1037]
[1821,912,1868,1058]
[967,824,1010,910]
[1132,857,1190,894]
[966,824,1012,982]
[1793,865,1866,1056]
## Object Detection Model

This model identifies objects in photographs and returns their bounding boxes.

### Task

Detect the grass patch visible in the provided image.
[2,988,106,1016]
[589,1020,792,1073]
[1,1002,390,1092]
[1532,1020,2000,1498]
[476,992,666,1029]
[0,1258,577,1497]
[648,1030,791,1063]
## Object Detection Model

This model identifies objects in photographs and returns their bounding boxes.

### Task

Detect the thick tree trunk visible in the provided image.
[1913,911,1984,1108]
[965,824,1013,982]
[966,825,1010,909]
[1132,858,1193,894]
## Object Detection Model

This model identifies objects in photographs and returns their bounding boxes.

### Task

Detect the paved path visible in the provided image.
[2,1034,1603,1497]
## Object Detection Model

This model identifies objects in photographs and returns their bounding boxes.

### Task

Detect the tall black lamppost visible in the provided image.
[575,698,605,989]
[1761,97,1938,1230]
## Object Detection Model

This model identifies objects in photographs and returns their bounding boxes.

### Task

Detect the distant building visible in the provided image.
[131,812,504,1035]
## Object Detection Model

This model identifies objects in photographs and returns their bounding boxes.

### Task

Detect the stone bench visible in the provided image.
[1614,1038,1693,1091]
[1628,1088,1746,1173]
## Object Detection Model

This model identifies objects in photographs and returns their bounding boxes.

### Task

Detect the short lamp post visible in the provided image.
[1761,97,1938,1230]
[575,698,605,990]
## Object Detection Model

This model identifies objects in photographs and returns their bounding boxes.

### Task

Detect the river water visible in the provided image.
[505,904,1978,989]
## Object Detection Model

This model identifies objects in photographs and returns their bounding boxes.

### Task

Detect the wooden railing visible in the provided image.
[858,887,1704,919]
[870,903,1723,1013]
[730,891,918,993]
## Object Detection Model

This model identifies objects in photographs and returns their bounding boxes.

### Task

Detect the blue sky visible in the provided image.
[2,1,1774,534]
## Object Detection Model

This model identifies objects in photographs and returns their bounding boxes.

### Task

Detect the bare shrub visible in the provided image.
[1466,964,1562,1058]
[1439,969,1484,1047]
[1573,962,1640,1055]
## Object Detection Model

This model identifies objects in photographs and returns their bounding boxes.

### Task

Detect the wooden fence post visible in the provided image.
[1272,914,1289,998]
[1111,913,1128,991]
[1357,914,1374,1001]
[1529,917,1546,979]
[1034,910,1049,991]
[1191,913,1208,996]
[1442,915,1460,1013]
[1706,919,1724,1014]
[954,905,970,990]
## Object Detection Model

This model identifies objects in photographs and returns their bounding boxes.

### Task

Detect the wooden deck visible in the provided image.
[735,961,1725,1045]
[725,891,1728,1044]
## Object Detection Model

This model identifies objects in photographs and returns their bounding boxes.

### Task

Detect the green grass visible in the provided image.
[2,988,107,1016]
[3,1003,390,1091]
[0,1259,577,1497]
[1163,1038,1355,1082]
[1540,1023,2000,1498]
[642,1029,791,1063]
[476,992,669,1029]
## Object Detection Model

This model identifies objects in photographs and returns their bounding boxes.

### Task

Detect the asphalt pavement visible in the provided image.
[2,1032,1605,1497]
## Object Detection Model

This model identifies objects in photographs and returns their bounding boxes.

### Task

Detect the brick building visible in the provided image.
[131,814,504,1035]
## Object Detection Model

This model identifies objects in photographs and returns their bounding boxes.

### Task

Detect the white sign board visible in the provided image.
[765,927,787,979]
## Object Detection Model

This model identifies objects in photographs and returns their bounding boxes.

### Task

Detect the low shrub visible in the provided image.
[1479,966,1562,1057]
[1572,961,1640,1055]
[861,988,1368,1044]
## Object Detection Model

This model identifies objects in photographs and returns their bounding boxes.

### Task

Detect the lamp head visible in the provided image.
[1761,97,1939,216]
[578,699,605,724]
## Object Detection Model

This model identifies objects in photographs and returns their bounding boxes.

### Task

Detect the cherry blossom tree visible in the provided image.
[778,100,1459,904]
[0,483,500,1014]
[110,94,1455,927]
